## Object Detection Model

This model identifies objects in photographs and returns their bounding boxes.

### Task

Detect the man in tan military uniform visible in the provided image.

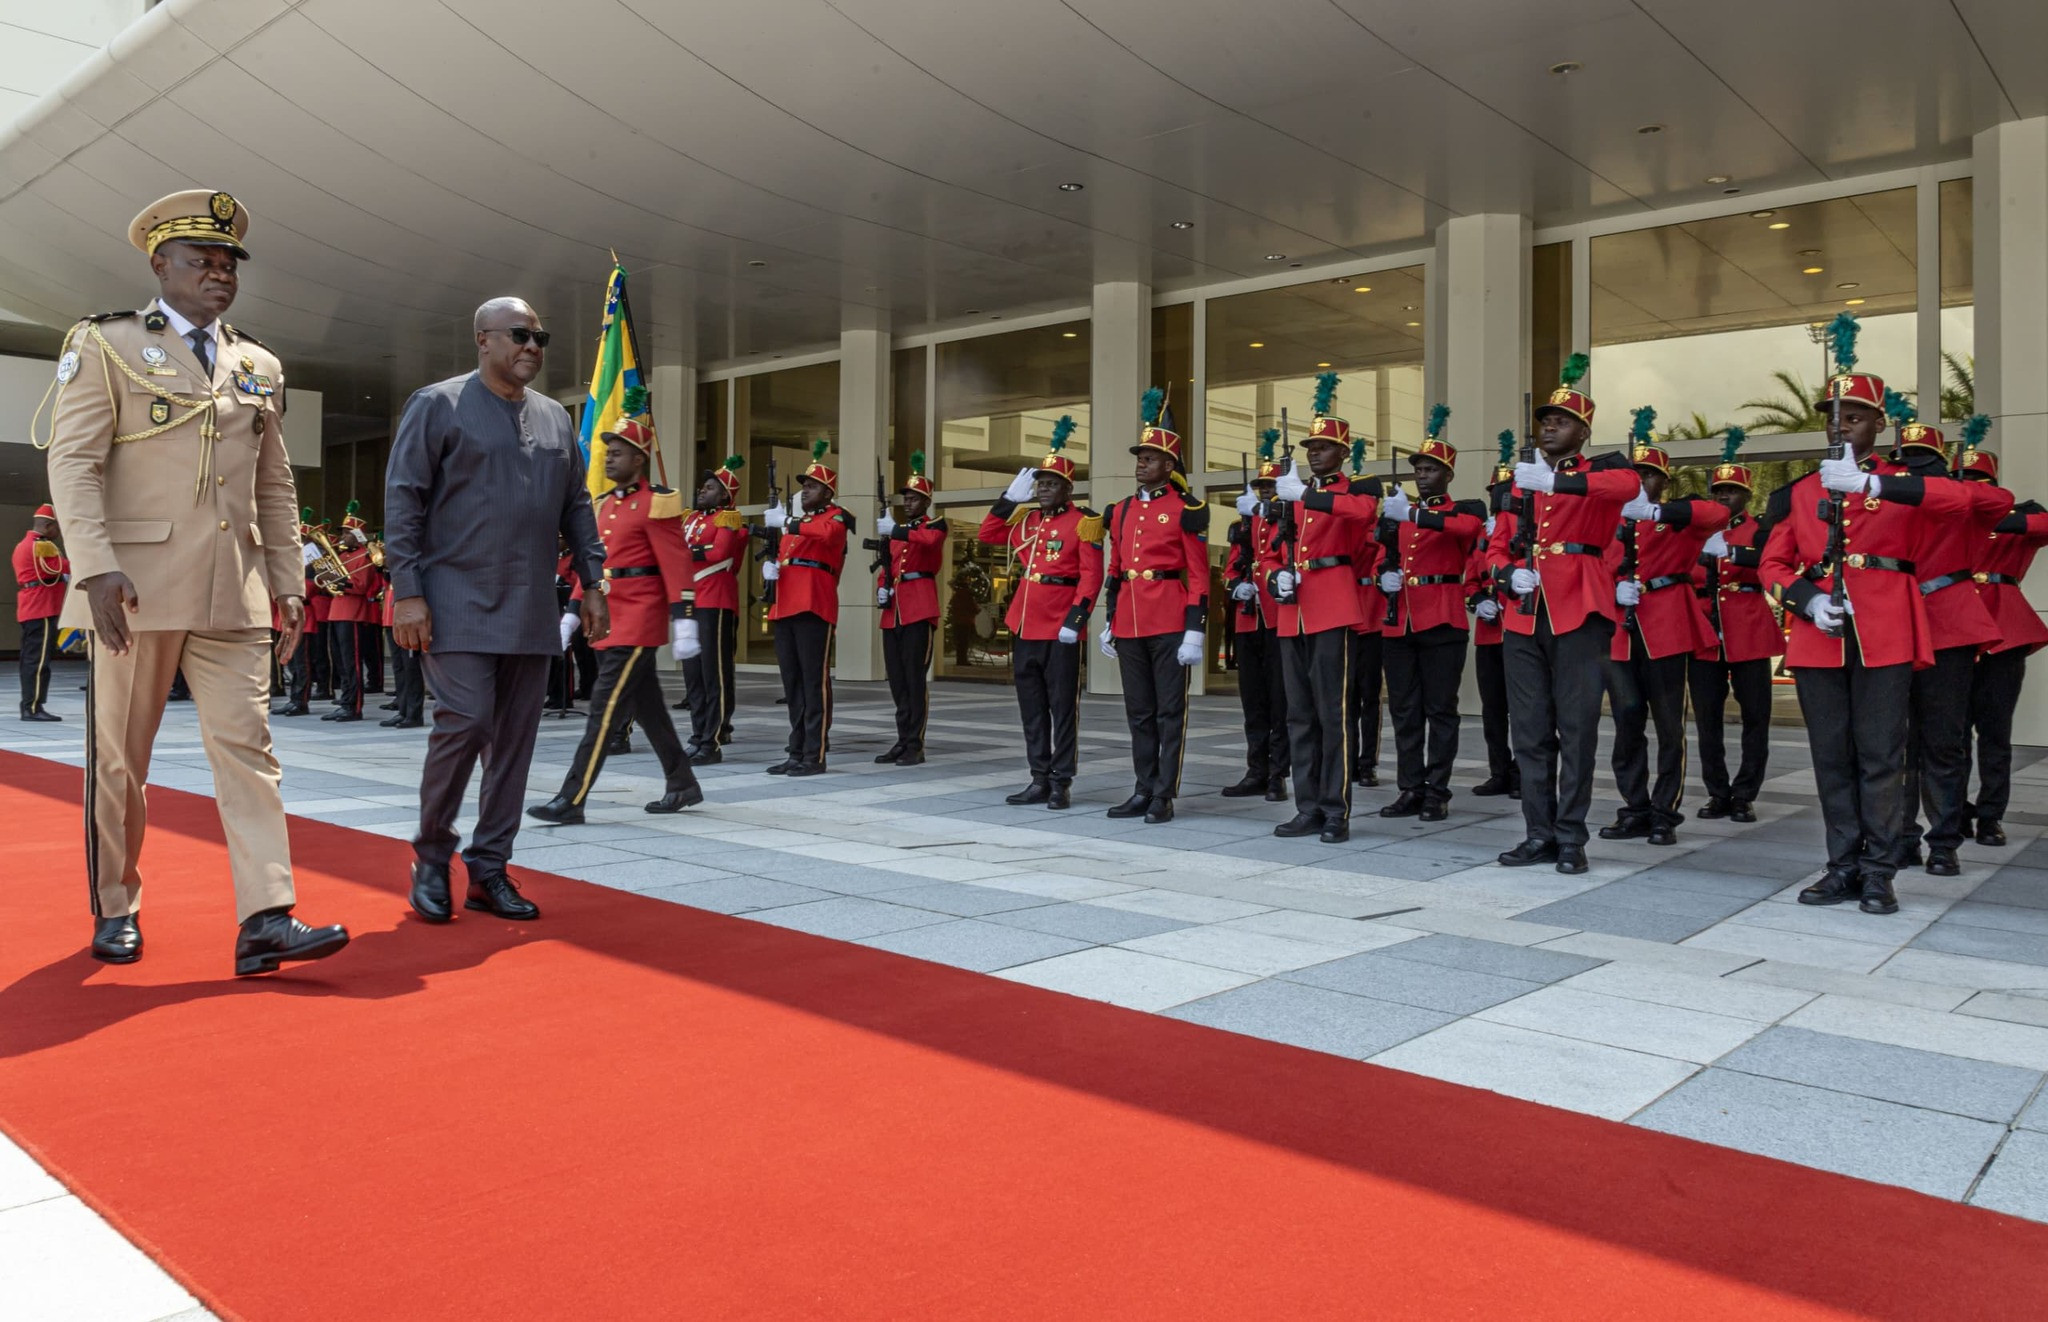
[44,189,349,975]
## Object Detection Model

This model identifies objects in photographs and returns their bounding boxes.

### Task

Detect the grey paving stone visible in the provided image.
[859,918,1093,972]
[2019,1087,2048,1133]
[574,858,759,892]
[1308,850,1473,881]
[1972,868,2048,910]
[1717,1026,2043,1122]
[1515,897,1721,944]
[1678,843,1823,882]
[1633,1068,2006,1201]
[1970,1131,2048,1223]
[987,902,1193,944]
[747,896,953,940]
[1601,871,1784,906]
[1167,979,1457,1058]
[1376,932,1606,983]
[867,882,1053,917]
[641,875,839,915]
[1942,901,2048,937]
[1282,951,1542,1015]
[759,863,935,895]
[1912,923,2048,968]
[507,842,654,871]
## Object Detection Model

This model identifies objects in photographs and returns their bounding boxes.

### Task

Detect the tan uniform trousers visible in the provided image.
[88,628,296,923]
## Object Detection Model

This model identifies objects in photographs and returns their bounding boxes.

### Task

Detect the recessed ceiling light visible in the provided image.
[1402,304,1418,311]
[1835,282,1860,290]
[1636,123,1664,135]
[746,259,767,268]
[1316,362,1332,368]
[1058,182,1084,192]
[1802,266,1825,275]
[1549,61,1582,75]
[1264,254,1287,261]
[964,308,982,315]
[771,354,784,359]
[1750,210,1776,219]
[1767,222,1790,230]
[1705,175,1731,185]
[1170,220,1194,230]
[1845,298,1866,306]
[1353,286,1372,293]
[1249,341,1265,348]
[1061,332,1077,339]
[1406,321,1422,327]
[1721,187,1742,195]
[1797,248,1822,257]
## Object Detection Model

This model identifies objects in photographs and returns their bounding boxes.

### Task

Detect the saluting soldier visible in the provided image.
[527,410,703,824]
[322,501,376,723]
[14,503,68,721]
[1958,430,2048,848]
[1375,408,1486,823]
[980,416,1103,809]
[1468,434,1520,799]
[1222,431,1289,802]
[761,441,853,775]
[679,454,748,761]
[43,189,348,973]
[1100,391,1209,825]
[1688,429,1781,824]
[874,450,947,767]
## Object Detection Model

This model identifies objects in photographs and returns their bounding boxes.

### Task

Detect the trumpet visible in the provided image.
[304,525,351,596]
[367,538,386,569]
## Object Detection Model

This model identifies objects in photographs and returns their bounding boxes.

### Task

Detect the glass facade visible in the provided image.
[693,378,728,492]
[935,322,1091,492]
[1940,176,1974,420]
[735,362,840,664]
[1531,241,1573,403]
[934,504,1024,684]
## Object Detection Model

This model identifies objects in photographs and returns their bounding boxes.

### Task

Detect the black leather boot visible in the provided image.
[234,909,349,976]
[1219,772,1268,798]
[1047,783,1071,811]
[1798,867,1860,906]
[409,860,453,923]
[1860,873,1900,916]
[1379,790,1424,818]
[1006,780,1051,805]
[91,914,142,964]
[645,786,704,813]
[1497,839,1558,867]
[1105,793,1150,819]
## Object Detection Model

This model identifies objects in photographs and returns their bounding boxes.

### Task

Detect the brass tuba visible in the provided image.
[304,525,351,596]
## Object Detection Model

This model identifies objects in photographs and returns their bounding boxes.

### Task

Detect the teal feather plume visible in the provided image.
[1960,414,1992,449]
[1426,403,1450,440]
[1825,312,1860,374]
[1883,390,1915,427]
[1720,426,1746,464]
[1050,415,1076,452]
[1258,428,1278,461]
[1139,388,1164,427]
[1348,437,1364,474]
[1312,371,1339,416]
[1496,429,1516,465]
[1559,353,1590,387]
[1629,405,1657,444]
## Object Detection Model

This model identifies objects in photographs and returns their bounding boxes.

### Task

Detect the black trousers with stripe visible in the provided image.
[683,607,738,748]
[329,616,363,715]
[1013,637,1081,785]
[1117,632,1190,801]
[18,614,56,713]
[1903,644,1979,852]
[1689,656,1772,804]
[1505,612,1615,847]
[557,645,697,806]
[360,621,385,693]
[1348,630,1383,781]
[881,619,934,756]
[774,612,833,766]
[1794,625,1912,878]
[1967,646,2028,823]
[1605,625,1691,830]
[1383,624,1467,803]
[390,632,425,723]
[1282,628,1353,825]
[1474,640,1517,782]
[1234,625,1290,781]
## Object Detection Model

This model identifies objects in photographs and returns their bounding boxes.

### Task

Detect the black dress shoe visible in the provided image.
[874,745,905,764]
[605,735,632,756]
[1220,772,1269,798]
[1902,843,1925,867]
[1105,793,1151,819]
[1860,873,1900,915]
[1978,819,2007,847]
[329,710,362,723]
[785,760,828,777]
[1497,839,1559,867]
[1471,774,1515,797]
[1418,799,1448,823]
[688,746,723,765]
[91,914,142,964]
[1263,779,1289,803]
[1319,819,1350,844]
[319,709,342,721]
[379,700,399,711]
[278,703,310,717]
[1728,800,1756,823]
[1696,798,1731,820]
[1555,845,1589,875]
[1798,867,1861,906]
[1648,825,1677,847]
[766,759,796,775]
[234,908,349,976]
[1355,768,1380,788]
[895,751,926,767]
[410,860,453,922]
[1926,847,1961,878]
[391,718,423,729]
[1047,783,1071,810]
[527,795,585,826]
[465,871,540,920]
[646,785,704,813]
[379,715,405,727]
[1379,790,1424,818]
[1006,780,1051,805]
[1274,812,1323,838]
[1599,817,1652,841]
[1144,798,1174,825]
[20,707,61,722]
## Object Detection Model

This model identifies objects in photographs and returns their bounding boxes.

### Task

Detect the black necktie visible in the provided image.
[187,330,212,378]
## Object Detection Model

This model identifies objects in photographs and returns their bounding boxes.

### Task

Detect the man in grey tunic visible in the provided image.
[384,298,607,923]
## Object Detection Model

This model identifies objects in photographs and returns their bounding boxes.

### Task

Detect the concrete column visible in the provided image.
[835,315,891,683]
[1975,117,2048,742]
[1087,280,1150,696]
[1435,213,1532,502]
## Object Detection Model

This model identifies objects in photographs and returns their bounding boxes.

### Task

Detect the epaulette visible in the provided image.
[648,488,684,520]
[1006,506,1031,527]
[82,310,140,324]
[1589,450,1633,472]
[834,508,857,531]
[221,323,274,354]
[1179,501,1210,534]
[1454,498,1489,520]
[1077,511,1104,544]
[2015,499,2045,518]
[1182,491,1206,511]
[713,508,746,530]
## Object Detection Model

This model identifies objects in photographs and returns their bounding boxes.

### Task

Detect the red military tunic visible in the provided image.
[978,503,1104,641]
[1384,497,1486,635]
[1485,452,1640,637]
[1607,497,1729,661]
[878,515,947,629]
[1760,459,1972,670]
[682,507,748,614]
[770,503,852,625]
[306,571,332,626]
[1265,473,1380,637]
[1914,479,2013,654]
[1694,511,1784,664]
[595,481,692,649]
[1980,504,2048,655]
[326,546,379,625]
[555,550,586,605]
[12,530,68,622]
[1104,486,1209,639]
[1226,511,1282,633]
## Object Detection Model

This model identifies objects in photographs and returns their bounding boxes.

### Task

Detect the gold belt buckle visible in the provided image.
[1141,569,1156,581]
[1973,571,1989,584]
[1846,554,1866,569]
[1545,542,1564,555]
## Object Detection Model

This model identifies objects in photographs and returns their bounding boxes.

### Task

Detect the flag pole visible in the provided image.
[613,260,667,487]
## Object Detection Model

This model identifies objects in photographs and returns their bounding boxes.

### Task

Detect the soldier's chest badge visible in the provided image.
[150,399,170,425]
[141,345,167,367]
[1047,539,1063,554]
[232,371,275,396]
[1157,512,1169,524]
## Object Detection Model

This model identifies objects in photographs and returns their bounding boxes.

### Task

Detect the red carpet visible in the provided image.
[1,750,2045,1320]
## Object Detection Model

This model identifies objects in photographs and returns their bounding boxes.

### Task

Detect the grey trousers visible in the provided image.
[415,651,551,873]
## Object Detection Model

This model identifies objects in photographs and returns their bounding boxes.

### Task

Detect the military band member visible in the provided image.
[528,412,703,824]
[1599,417,1729,847]
[1760,315,1971,915]
[15,504,68,721]
[1101,392,1208,824]
[1267,373,1383,844]
[380,559,424,728]
[875,450,947,767]
[322,501,376,723]
[1376,408,1485,822]
[44,188,348,972]
[679,454,747,760]
[1959,430,2048,847]
[1468,435,1520,799]
[1486,355,1639,875]
[761,440,852,775]
[1688,430,1780,824]
[1222,432,1289,802]
[980,417,1102,809]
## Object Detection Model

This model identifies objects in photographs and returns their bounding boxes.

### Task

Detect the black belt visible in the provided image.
[1979,572,2018,586]
[1028,574,1080,586]
[1536,542,1604,556]
[1122,568,1184,581]
[604,566,660,579]
[1698,584,1761,597]
[1808,555,1914,578]
[899,571,932,581]
[1642,574,1690,592]
[1919,572,1974,596]
[1302,556,1351,570]
[786,557,832,571]
[1403,573,1461,586]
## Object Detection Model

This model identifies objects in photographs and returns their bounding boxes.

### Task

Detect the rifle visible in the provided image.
[1514,390,1538,616]
[1617,511,1640,634]
[863,461,893,586]
[1272,407,1298,600]
[1383,433,1405,629]
[753,453,781,607]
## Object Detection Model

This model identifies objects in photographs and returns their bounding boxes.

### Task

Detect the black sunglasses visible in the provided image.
[483,326,551,348]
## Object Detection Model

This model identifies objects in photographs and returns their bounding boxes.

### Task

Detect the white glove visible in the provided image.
[1057,626,1078,645]
[1511,567,1540,596]
[1231,580,1257,602]
[1485,515,1497,537]
[1378,570,1404,594]
[1475,598,1502,622]
[1621,495,1658,522]
[1273,462,1308,502]
[672,617,700,661]
[876,587,892,607]
[1513,460,1555,493]
[789,493,803,522]
[302,541,320,566]
[1176,629,1204,667]
[1806,596,1845,631]
[559,612,578,651]
[1235,491,1258,518]
[1703,532,1730,558]
[761,560,780,582]
[1098,624,1117,660]
[1616,581,1642,607]
[763,502,786,529]
[1819,456,1876,496]
[1002,466,1037,503]
[1275,570,1298,598]
[1381,487,1412,522]
[876,514,897,537]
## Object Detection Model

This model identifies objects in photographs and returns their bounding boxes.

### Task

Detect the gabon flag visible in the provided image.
[578,261,662,500]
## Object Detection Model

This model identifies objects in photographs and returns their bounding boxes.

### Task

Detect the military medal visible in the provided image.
[142,344,168,367]
[150,399,170,425]
[240,356,254,372]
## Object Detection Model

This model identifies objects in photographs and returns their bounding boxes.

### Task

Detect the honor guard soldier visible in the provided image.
[1894,418,2012,877]
[15,503,68,720]
[1468,433,1520,799]
[1959,429,2048,847]
[1375,407,1486,822]
[874,450,947,766]
[1267,373,1383,844]
[528,408,703,824]
[1100,391,1208,824]
[322,501,377,722]
[1599,413,1729,847]
[1760,314,1973,915]
[41,188,348,973]
[1689,429,1781,824]
[276,508,320,715]
[1486,354,1641,875]
[1348,439,1388,791]
[1222,430,1290,802]
[761,440,852,775]
[980,416,1103,809]
[679,454,747,760]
